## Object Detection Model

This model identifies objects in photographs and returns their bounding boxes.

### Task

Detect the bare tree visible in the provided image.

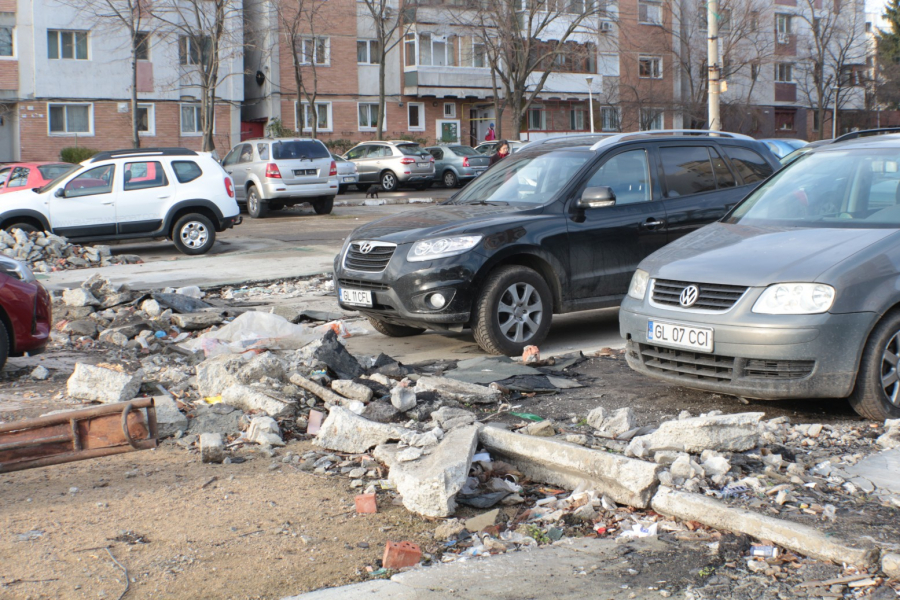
[150,0,243,151]
[52,0,155,148]
[358,0,411,140]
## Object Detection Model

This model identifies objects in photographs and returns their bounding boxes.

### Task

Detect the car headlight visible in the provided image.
[407,236,482,262]
[627,269,650,300]
[0,255,36,283]
[752,283,835,314]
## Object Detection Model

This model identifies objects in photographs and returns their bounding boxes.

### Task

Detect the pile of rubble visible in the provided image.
[0,228,141,273]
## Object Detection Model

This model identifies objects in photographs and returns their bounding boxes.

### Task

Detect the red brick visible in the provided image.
[354,493,377,514]
[382,540,421,570]
[306,409,325,435]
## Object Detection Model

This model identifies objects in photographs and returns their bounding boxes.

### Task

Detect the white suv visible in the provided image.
[0,148,241,255]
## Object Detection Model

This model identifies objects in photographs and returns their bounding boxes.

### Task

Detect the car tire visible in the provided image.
[247,186,268,219]
[172,213,216,256]
[473,265,552,356]
[313,196,334,215]
[443,170,459,188]
[0,318,8,372]
[380,171,398,192]
[368,317,426,337]
[356,183,371,192]
[5,222,39,234]
[849,311,900,420]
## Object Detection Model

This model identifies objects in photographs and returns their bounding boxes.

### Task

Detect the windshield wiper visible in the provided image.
[464,200,509,206]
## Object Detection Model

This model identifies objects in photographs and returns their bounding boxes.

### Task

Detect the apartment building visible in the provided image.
[0,0,244,162]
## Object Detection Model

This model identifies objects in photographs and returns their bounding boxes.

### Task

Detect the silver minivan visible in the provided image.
[222,138,338,218]
[343,141,435,192]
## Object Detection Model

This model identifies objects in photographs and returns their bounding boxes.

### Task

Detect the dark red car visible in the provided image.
[0,256,51,370]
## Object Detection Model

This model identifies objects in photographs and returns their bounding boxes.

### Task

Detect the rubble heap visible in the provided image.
[0,228,141,273]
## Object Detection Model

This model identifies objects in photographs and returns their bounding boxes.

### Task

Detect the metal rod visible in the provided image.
[0,445,156,474]
[0,433,72,452]
[0,398,156,434]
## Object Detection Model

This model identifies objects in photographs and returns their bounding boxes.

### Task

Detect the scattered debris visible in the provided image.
[1,228,141,273]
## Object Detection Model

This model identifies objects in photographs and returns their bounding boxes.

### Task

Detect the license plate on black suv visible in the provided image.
[294,169,317,176]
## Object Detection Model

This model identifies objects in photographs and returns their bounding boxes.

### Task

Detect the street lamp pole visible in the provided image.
[586,76,595,133]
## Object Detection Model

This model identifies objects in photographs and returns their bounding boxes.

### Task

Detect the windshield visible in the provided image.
[38,164,77,181]
[37,165,82,194]
[398,144,428,156]
[727,148,900,228]
[449,145,480,157]
[450,151,591,205]
[273,141,329,160]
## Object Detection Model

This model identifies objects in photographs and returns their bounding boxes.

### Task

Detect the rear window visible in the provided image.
[397,144,428,156]
[172,161,203,183]
[273,141,329,160]
[722,146,774,184]
[38,164,76,180]
[449,145,480,157]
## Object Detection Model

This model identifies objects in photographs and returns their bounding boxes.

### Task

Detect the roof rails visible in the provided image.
[832,128,900,143]
[589,129,753,151]
[90,147,198,163]
[519,133,614,151]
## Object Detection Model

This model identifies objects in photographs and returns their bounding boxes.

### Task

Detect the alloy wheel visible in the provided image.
[497,282,543,343]
[882,331,900,407]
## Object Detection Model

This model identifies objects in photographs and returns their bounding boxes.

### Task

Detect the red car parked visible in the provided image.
[0,256,51,371]
[0,162,76,195]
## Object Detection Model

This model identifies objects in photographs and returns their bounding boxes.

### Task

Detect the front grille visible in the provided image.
[652,279,748,312]
[338,278,390,291]
[745,359,815,379]
[344,242,396,272]
[639,344,735,381]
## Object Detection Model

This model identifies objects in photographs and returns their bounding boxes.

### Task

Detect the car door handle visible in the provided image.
[158,195,171,199]
[641,218,665,229]
[102,201,114,205]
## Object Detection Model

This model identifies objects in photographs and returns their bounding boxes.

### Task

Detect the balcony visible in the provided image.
[775,34,797,56]
[775,82,796,102]
[403,66,494,98]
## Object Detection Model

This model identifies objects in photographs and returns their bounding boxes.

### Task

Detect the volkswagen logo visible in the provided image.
[358,242,374,254]
[679,285,700,308]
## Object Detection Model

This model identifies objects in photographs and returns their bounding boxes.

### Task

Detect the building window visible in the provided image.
[866,21,873,33]
[48,103,92,135]
[48,30,88,60]
[408,103,425,131]
[298,37,329,65]
[443,103,456,118]
[136,103,155,136]
[775,63,793,82]
[640,107,664,130]
[528,106,547,131]
[638,0,662,24]
[812,110,820,132]
[0,26,13,57]
[775,109,794,131]
[134,32,150,60]
[297,102,332,131]
[473,41,486,67]
[180,104,204,135]
[750,11,759,32]
[417,33,457,67]
[570,108,585,131]
[404,33,416,67]
[776,14,792,43]
[179,36,211,66]
[601,106,619,131]
[639,56,662,79]
[358,103,381,130]
[357,39,381,64]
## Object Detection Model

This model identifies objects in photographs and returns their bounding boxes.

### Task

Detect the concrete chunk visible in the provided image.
[331,380,374,403]
[153,395,188,439]
[651,486,878,567]
[66,363,142,404]
[587,407,635,438]
[415,375,501,403]
[247,416,284,446]
[636,412,764,453]
[237,352,285,384]
[386,425,480,518]
[315,406,410,453]
[883,553,900,578]
[391,386,417,411]
[200,433,225,464]
[63,288,100,307]
[195,354,244,397]
[171,312,224,331]
[221,384,296,417]
[479,425,660,508]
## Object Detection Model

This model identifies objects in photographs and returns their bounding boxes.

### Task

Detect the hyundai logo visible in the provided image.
[679,285,700,307]
[358,242,374,254]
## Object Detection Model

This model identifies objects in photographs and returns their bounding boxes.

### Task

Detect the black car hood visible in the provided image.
[348,204,536,244]
[644,222,897,285]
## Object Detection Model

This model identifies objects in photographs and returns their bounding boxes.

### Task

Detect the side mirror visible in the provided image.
[577,186,616,209]
[54,187,66,198]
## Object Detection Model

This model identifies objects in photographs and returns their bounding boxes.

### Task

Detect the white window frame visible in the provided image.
[357,39,380,65]
[570,108,585,131]
[404,32,417,67]
[358,102,382,131]
[443,103,456,118]
[416,33,456,67]
[48,29,89,61]
[298,37,330,66]
[639,55,663,79]
[180,103,209,136]
[294,101,333,132]
[775,63,793,83]
[528,105,547,131]
[407,102,425,131]
[638,0,662,25]
[600,106,620,131]
[136,103,155,136]
[640,108,664,131]
[48,102,94,136]
[0,26,15,59]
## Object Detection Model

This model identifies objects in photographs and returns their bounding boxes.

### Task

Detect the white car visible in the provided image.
[0,148,241,255]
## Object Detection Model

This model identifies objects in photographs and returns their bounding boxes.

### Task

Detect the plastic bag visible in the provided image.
[179,311,318,356]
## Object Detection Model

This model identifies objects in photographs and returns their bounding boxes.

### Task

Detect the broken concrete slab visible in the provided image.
[237,352,285,384]
[200,433,225,464]
[587,407,635,438]
[315,406,409,453]
[479,425,660,508]
[430,407,476,431]
[247,416,284,446]
[331,380,374,403]
[522,420,556,437]
[60,319,98,337]
[195,354,245,398]
[843,448,900,494]
[66,363,142,404]
[635,412,764,453]
[152,292,212,314]
[385,425,480,518]
[650,486,878,568]
[391,386,417,412]
[883,553,900,578]
[415,376,501,404]
[289,373,355,407]
[171,312,225,331]
[63,288,100,307]
[444,356,541,385]
[221,384,296,418]
[362,401,399,423]
[153,394,188,438]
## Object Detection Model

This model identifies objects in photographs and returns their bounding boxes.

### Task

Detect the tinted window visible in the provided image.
[172,161,203,183]
[0,167,9,188]
[238,144,253,163]
[710,148,736,188]
[370,146,391,158]
[38,164,76,180]
[722,146,774,184]
[257,143,270,160]
[428,149,443,160]
[124,161,169,191]
[273,140,329,160]
[222,148,240,166]
[8,167,30,188]
[660,146,716,198]
[398,144,428,156]
[345,145,369,160]
[65,165,114,198]
[450,145,480,157]
[585,149,651,204]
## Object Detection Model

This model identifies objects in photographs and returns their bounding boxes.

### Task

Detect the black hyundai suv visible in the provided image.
[334,130,780,355]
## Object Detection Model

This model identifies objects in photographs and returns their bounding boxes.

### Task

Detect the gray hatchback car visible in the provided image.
[343,141,435,192]
[426,145,490,188]
[620,134,900,420]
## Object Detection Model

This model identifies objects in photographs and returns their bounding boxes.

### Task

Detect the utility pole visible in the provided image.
[707,0,721,131]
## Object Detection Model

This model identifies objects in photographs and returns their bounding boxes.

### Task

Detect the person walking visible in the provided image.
[485,122,496,141]
[489,140,510,167]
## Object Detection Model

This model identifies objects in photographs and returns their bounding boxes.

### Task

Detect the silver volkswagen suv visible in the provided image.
[343,141,435,192]
[222,138,338,218]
